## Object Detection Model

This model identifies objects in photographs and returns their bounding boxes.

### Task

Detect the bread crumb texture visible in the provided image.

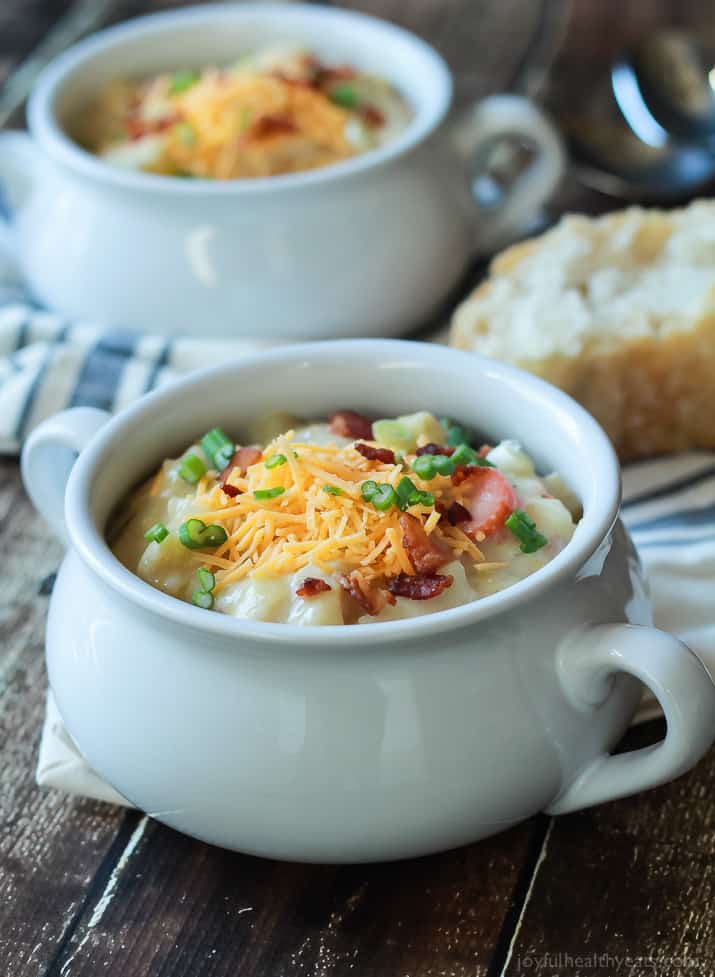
[450,200,715,460]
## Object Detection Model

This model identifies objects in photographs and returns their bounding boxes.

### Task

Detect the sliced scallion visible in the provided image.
[178,453,207,484]
[254,486,285,500]
[144,522,169,543]
[372,484,397,511]
[505,509,548,554]
[179,518,228,549]
[192,589,214,610]
[201,427,235,470]
[169,70,199,95]
[330,83,358,108]
[265,453,287,469]
[197,567,215,593]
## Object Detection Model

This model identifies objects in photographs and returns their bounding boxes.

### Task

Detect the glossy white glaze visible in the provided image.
[22,341,715,861]
[0,4,564,339]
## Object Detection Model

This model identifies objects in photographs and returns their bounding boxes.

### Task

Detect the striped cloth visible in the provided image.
[2,248,713,803]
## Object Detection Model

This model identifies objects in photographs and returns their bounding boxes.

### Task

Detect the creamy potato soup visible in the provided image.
[76,45,412,179]
[109,409,580,625]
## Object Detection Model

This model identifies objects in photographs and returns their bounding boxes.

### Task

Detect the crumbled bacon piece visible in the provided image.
[329,410,373,440]
[399,514,452,574]
[415,443,454,457]
[354,442,395,464]
[247,114,298,140]
[219,445,262,495]
[478,444,493,458]
[338,571,395,616]
[386,573,453,600]
[296,577,332,598]
[126,114,177,141]
[451,464,488,487]
[446,501,471,526]
[361,105,385,127]
[318,65,357,84]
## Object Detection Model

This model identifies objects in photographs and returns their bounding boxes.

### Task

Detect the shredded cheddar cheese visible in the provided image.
[181,433,485,593]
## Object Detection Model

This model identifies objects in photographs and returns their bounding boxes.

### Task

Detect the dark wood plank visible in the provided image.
[0,458,131,977]
[44,815,544,977]
[502,721,715,976]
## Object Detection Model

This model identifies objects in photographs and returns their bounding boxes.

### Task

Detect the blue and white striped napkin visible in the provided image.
[2,244,713,803]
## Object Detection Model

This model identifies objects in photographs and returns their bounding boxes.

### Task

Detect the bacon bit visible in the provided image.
[296,577,332,598]
[338,570,395,615]
[458,469,518,538]
[354,442,395,464]
[318,65,357,84]
[416,443,454,457]
[247,114,298,140]
[446,501,471,526]
[272,72,319,90]
[451,464,490,487]
[219,446,263,495]
[361,105,385,128]
[329,410,373,440]
[399,514,452,574]
[387,573,453,600]
[478,444,493,458]
[126,114,177,141]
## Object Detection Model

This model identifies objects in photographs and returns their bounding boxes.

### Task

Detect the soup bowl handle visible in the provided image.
[21,407,112,546]
[451,94,565,255]
[548,623,715,814]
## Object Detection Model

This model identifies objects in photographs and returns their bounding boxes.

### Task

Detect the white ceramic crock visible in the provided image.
[22,340,715,863]
[0,4,564,340]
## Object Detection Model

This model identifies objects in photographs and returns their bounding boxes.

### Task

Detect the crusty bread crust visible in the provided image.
[449,204,715,461]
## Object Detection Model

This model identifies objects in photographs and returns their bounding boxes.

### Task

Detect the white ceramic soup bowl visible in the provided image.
[22,340,715,863]
[0,4,563,340]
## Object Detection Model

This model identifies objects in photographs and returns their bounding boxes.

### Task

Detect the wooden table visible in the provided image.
[2,2,714,975]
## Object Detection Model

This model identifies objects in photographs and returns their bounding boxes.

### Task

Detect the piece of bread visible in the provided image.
[450,201,715,461]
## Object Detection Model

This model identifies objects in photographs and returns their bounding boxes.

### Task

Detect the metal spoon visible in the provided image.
[563,30,715,201]
[616,30,715,144]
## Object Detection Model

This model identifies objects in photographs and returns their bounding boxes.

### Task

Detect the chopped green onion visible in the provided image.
[411,454,455,479]
[361,480,379,502]
[323,485,343,496]
[372,484,397,511]
[169,70,200,95]
[174,122,196,146]
[179,518,228,549]
[192,589,214,610]
[201,427,235,470]
[449,443,496,468]
[144,522,169,543]
[412,455,437,480]
[254,486,285,500]
[432,454,456,476]
[178,452,207,484]
[505,509,548,554]
[330,83,358,108]
[197,567,215,593]
[396,476,418,511]
[414,490,435,507]
[265,453,287,469]
[441,417,472,447]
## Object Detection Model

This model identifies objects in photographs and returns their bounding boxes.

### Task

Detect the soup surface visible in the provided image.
[76,44,411,179]
[110,409,580,625]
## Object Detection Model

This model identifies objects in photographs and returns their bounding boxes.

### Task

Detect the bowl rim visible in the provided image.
[27,2,453,196]
[63,339,622,647]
